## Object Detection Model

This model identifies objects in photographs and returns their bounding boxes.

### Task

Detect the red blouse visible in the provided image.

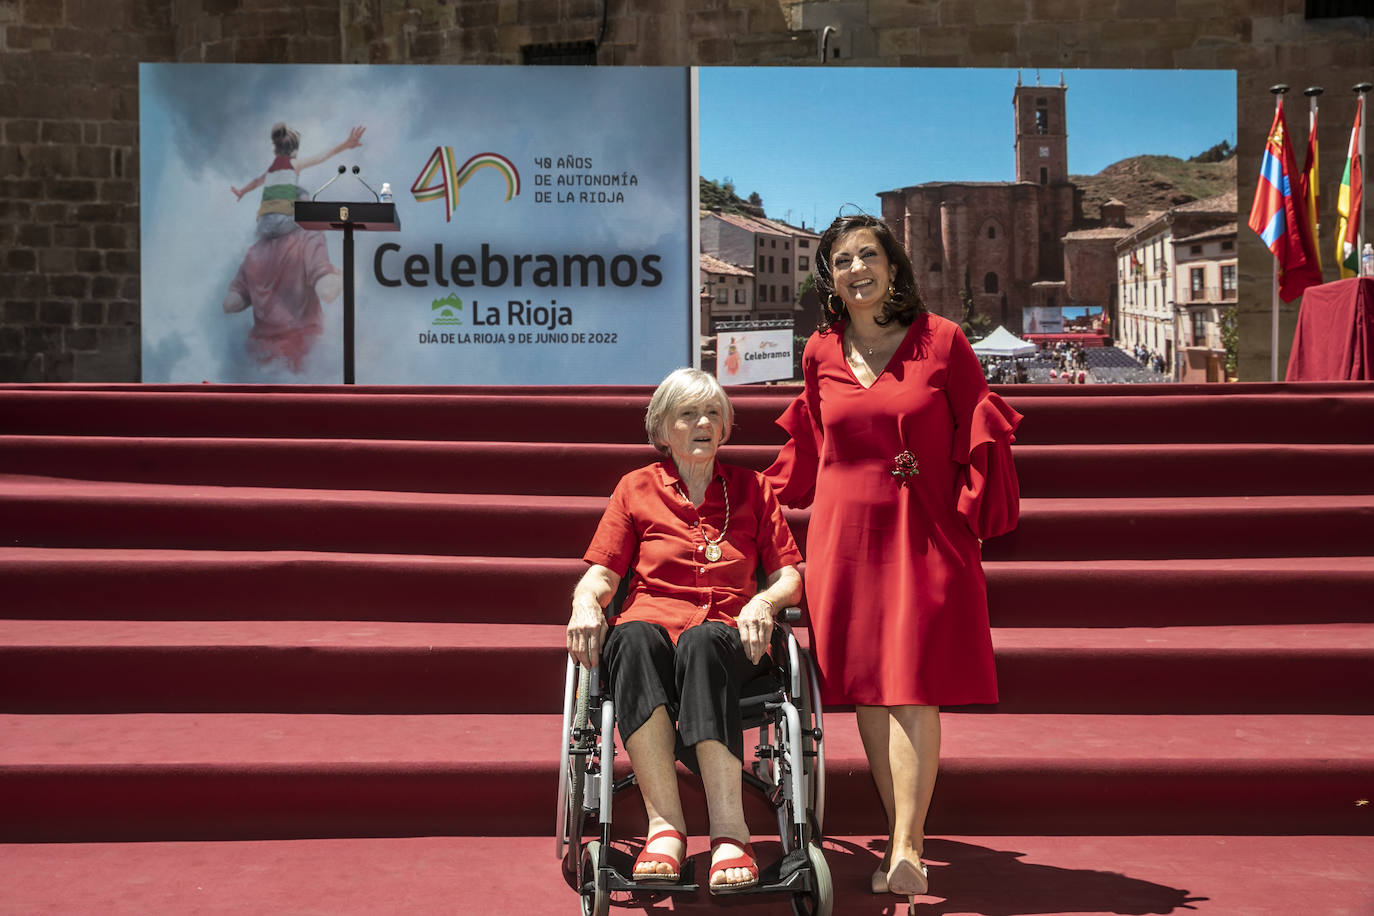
[583,459,803,642]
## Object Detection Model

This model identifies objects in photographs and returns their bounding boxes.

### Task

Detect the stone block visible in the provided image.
[692,37,736,64]
[3,300,39,324]
[107,300,141,325]
[49,275,88,297]
[5,120,41,143]
[974,0,1029,25]
[688,8,748,39]
[967,24,1015,55]
[877,26,919,56]
[75,250,102,272]
[64,326,99,351]
[916,24,969,57]
[16,224,51,247]
[868,0,939,28]
[1029,0,1081,20]
[92,275,121,298]
[53,224,91,247]
[78,302,105,325]
[40,120,83,144]
[38,248,76,273]
[74,341,139,382]
[6,249,37,271]
[76,146,113,179]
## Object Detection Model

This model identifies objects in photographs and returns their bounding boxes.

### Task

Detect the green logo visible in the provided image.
[432,293,463,326]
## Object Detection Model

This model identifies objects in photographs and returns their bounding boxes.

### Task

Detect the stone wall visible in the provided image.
[2,0,1371,381]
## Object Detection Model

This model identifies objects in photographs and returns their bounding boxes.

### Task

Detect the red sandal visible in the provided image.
[631,828,686,884]
[708,836,759,894]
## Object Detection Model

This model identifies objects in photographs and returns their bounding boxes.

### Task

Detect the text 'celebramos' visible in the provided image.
[374,243,663,289]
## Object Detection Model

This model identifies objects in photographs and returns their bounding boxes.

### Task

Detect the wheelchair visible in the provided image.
[556,606,831,915]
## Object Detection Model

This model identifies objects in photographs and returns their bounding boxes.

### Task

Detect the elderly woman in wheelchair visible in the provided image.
[565,368,803,894]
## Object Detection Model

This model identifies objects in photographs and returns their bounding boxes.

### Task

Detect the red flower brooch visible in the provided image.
[890,449,919,486]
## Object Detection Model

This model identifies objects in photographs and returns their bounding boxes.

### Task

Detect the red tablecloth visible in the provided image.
[1286,277,1374,381]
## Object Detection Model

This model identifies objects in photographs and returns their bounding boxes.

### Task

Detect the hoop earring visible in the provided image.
[827,293,846,314]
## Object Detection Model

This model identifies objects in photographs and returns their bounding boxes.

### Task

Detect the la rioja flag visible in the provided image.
[1249,99,1323,301]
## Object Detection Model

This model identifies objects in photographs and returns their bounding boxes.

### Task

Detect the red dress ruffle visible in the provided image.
[766,313,1022,706]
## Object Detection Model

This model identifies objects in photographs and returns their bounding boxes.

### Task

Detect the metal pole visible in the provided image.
[1270,84,1288,382]
[343,222,355,385]
[1357,83,1372,260]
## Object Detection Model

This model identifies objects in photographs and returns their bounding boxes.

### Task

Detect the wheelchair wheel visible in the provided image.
[561,665,594,865]
[580,840,610,916]
[789,842,833,916]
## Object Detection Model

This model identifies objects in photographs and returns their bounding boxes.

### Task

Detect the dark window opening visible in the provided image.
[984,273,999,294]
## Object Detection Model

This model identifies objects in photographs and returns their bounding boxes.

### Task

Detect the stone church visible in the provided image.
[880,77,1119,335]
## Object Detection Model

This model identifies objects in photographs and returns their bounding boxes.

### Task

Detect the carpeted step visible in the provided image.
[1,712,1369,841]
[3,621,1371,716]
[2,833,1372,915]
[4,549,1372,626]
[4,385,1374,444]
[7,435,1374,498]
[5,474,1374,560]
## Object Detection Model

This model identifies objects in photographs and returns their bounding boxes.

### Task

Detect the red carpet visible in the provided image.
[1,381,1372,913]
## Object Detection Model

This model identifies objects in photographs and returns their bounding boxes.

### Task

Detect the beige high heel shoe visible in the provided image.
[887,854,929,902]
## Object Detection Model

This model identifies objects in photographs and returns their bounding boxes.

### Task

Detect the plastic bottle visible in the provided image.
[379,182,393,204]
[1362,243,1374,278]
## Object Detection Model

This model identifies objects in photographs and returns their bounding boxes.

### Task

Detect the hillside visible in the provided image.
[1071,154,1237,216]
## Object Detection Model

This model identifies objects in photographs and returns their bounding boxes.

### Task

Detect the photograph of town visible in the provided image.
[697,68,1239,384]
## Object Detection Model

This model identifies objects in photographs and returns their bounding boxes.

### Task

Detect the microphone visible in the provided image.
[312,165,347,200]
[351,165,381,202]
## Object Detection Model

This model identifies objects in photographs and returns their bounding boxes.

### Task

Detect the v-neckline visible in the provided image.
[840,319,911,390]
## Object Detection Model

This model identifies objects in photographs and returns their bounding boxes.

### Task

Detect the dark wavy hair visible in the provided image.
[814,214,925,333]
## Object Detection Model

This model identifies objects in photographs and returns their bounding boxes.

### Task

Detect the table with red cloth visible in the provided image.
[1286,277,1374,381]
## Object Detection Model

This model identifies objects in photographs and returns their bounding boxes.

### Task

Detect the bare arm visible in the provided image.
[567,564,620,669]
[231,174,266,201]
[737,565,802,664]
[293,125,367,172]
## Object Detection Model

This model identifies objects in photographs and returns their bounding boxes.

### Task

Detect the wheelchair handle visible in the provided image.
[781,606,802,624]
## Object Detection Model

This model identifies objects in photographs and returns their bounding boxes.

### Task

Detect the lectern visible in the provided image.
[294,200,401,384]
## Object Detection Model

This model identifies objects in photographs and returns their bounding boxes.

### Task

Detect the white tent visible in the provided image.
[971,325,1037,358]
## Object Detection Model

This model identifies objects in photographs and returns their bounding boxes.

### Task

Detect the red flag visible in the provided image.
[1248,100,1323,302]
[1297,102,1321,271]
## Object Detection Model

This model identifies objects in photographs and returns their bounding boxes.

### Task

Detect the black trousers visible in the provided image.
[601,619,768,766]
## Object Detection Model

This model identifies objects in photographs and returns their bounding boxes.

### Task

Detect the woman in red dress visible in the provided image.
[766,215,1022,905]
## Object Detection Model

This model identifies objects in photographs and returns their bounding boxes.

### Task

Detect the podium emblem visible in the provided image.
[339,206,349,222]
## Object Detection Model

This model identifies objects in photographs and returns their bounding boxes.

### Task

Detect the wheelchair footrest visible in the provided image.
[599,845,699,894]
[712,846,817,897]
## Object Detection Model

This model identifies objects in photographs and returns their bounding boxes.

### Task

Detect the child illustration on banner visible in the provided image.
[723,337,741,376]
[223,123,366,373]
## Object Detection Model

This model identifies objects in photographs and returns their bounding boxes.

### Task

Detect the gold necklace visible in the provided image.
[849,324,897,357]
[675,476,730,562]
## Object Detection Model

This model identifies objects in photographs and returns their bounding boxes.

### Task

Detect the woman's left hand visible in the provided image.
[737,598,774,665]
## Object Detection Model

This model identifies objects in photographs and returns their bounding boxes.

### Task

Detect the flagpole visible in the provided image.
[1270,84,1288,382]
[1306,86,1322,264]
[1357,82,1372,260]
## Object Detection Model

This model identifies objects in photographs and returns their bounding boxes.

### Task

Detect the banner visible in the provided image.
[139,64,692,384]
[715,329,793,384]
[1022,307,1063,334]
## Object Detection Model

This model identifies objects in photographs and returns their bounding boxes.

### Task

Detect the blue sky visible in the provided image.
[698,68,1237,231]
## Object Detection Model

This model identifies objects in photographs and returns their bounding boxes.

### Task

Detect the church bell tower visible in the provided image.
[1014,76,1068,185]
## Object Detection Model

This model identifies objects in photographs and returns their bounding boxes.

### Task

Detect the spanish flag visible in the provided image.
[1335,96,1364,279]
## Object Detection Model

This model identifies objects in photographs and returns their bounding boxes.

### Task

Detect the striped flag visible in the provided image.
[1335,96,1364,278]
[1248,99,1323,302]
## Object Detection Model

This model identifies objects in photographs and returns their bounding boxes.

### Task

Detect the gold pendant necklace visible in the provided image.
[676,476,729,562]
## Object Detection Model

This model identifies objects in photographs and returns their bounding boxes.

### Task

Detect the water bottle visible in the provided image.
[1362,243,1374,278]
[379,182,393,204]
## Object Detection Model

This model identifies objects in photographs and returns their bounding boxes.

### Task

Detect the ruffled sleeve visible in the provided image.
[764,391,820,509]
[946,327,1023,540]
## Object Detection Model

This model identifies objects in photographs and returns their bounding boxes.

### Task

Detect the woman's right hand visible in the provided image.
[567,592,609,669]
